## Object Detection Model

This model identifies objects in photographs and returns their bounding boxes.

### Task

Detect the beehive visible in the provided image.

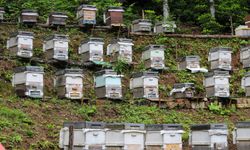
[77,4,97,25]
[55,69,83,99]
[48,12,68,26]
[7,31,34,58]
[19,9,39,24]
[12,66,44,98]
[104,6,124,27]
[43,34,69,62]
[142,45,165,70]
[131,19,152,32]
[240,46,250,68]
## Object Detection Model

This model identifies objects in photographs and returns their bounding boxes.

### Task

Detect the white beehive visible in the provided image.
[43,34,69,61]
[107,38,134,64]
[55,69,83,99]
[208,47,232,71]
[12,66,44,98]
[130,71,159,100]
[190,124,228,150]
[78,37,104,63]
[142,45,165,70]
[7,31,34,58]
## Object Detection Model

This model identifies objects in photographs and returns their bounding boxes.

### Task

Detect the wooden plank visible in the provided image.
[68,125,74,150]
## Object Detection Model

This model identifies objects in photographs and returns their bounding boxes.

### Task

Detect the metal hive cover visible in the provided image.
[107,6,124,11]
[14,66,44,73]
[162,124,183,130]
[204,70,230,77]
[191,124,211,131]
[184,55,200,61]
[56,69,83,76]
[210,47,232,53]
[50,12,67,16]
[21,9,38,13]
[191,124,227,131]
[240,46,250,52]
[85,121,106,129]
[80,37,104,44]
[78,4,97,10]
[145,124,163,131]
[110,38,133,44]
[245,72,250,77]
[143,45,165,51]
[45,34,69,41]
[10,31,34,37]
[132,71,158,78]
[0,7,4,12]
[173,83,194,88]
[124,123,145,130]
[106,123,125,130]
[95,69,117,76]
[132,19,152,24]
[236,122,250,128]
[63,122,86,129]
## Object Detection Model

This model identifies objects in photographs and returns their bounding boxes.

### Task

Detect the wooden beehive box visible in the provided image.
[104,6,124,27]
[48,12,68,26]
[19,9,39,24]
[77,4,97,25]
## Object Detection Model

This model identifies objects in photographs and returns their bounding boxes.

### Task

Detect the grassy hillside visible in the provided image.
[0,24,250,149]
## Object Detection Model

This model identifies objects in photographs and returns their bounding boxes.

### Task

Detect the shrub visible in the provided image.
[198,14,223,34]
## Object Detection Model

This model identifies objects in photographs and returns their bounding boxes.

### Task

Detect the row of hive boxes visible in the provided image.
[0,6,123,27]
[0,7,177,33]
[12,68,160,100]
[14,66,250,100]
[7,31,239,71]
[59,122,184,150]
[59,121,250,150]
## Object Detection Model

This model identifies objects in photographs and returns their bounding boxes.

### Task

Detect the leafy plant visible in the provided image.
[208,102,236,115]
[76,105,97,120]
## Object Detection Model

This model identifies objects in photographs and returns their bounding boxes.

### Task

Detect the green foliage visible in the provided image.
[76,105,97,120]
[198,14,223,34]
[208,102,236,115]
[144,10,162,24]
[113,60,130,74]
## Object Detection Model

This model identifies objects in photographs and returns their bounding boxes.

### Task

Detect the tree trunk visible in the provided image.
[230,16,234,35]
[163,0,170,22]
[209,0,215,18]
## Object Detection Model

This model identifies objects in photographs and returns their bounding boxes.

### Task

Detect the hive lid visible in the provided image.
[132,19,152,24]
[10,31,34,37]
[244,72,250,77]
[45,34,69,41]
[162,124,183,130]
[210,47,232,53]
[173,83,194,89]
[21,9,38,13]
[95,69,117,76]
[85,121,106,129]
[50,12,68,17]
[80,37,104,44]
[14,66,44,73]
[236,122,250,128]
[204,70,230,77]
[143,45,165,51]
[0,7,4,12]
[56,69,83,76]
[106,123,125,130]
[78,4,97,11]
[240,46,250,52]
[145,124,163,131]
[179,55,200,62]
[124,123,145,130]
[131,71,158,78]
[63,122,86,129]
[107,6,124,12]
[191,124,227,131]
[110,38,133,44]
